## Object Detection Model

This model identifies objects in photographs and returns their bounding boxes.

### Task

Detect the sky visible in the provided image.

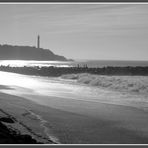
[0,3,148,61]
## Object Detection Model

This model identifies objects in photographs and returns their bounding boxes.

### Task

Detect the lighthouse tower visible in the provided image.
[37,35,40,48]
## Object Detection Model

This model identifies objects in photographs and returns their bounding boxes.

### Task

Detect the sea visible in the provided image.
[0,60,148,68]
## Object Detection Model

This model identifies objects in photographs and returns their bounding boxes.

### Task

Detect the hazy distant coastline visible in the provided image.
[0,44,69,61]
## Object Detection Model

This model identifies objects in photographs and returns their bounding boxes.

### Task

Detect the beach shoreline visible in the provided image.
[0,85,148,144]
[0,89,57,144]
[0,2,148,144]
[0,71,148,144]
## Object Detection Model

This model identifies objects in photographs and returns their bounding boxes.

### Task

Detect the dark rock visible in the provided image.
[0,121,42,144]
[0,117,15,123]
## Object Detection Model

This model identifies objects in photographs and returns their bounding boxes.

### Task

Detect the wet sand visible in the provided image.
[0,71,148,144]
[0,91,148,144]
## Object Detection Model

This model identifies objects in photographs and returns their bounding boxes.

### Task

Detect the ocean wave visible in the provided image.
[61,73,148,95]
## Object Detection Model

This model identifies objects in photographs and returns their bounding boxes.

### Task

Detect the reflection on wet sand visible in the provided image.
[0,71,148,143]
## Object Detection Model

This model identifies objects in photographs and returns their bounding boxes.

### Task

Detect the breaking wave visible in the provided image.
[61,73,148,95]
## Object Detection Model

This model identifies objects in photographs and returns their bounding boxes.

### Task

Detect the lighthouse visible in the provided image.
[37,35,40,48]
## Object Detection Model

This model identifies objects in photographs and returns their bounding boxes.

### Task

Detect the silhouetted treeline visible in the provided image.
[0,65,148,76]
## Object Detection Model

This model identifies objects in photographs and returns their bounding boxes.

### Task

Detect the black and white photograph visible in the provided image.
[0,2,148,145]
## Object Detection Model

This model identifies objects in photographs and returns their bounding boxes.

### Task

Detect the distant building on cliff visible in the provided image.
[37,35,40,48]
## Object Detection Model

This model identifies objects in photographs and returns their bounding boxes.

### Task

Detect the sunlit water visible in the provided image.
[0,60,73,67]
[0,60,148,68]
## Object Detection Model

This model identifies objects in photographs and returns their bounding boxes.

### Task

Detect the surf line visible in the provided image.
[26,109,60,144]
[6,102,60,144]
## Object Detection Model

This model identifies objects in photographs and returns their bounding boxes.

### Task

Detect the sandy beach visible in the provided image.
[0,71,148,144]
[1,2,148,144]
